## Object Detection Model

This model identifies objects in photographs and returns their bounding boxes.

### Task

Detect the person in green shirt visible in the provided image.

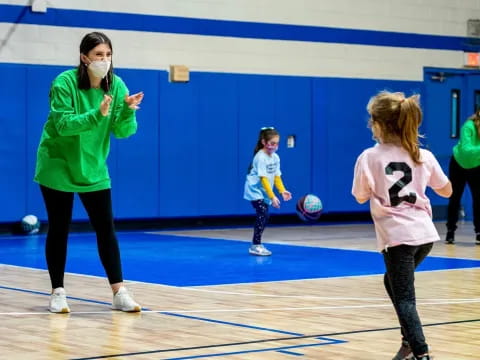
[445,110,480,245]
[34,32,144,313]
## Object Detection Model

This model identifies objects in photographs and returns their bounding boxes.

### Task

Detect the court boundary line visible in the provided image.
[161,337,347,360]
[68,318,480,360]
[1,300,479,316]
[3,262,479,288]
[0,283,479,316]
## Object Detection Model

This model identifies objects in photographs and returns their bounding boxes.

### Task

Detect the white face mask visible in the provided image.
[88,60,111,78]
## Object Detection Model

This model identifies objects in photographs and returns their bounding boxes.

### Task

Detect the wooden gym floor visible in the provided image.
[0,221,479,359]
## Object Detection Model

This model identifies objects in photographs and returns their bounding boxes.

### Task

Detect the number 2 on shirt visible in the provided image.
[385,162,417,207]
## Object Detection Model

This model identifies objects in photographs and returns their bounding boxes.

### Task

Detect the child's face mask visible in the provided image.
[263,137,280,155]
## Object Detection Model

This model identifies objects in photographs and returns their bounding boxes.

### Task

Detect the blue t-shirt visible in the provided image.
[244,150,281,205]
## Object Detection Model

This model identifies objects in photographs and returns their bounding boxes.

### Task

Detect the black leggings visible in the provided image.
[40,185,123,288]
[251,199,269,245]
[383,243,433,357]
[446,156,480,233]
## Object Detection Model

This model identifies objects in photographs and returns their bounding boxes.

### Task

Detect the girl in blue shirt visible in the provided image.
[244,127,292,255]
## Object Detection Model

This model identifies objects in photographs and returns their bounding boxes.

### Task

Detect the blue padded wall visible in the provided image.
[237,75,276,215]
[110,68,161,219]
[196,73,239,216]
[2,62,430,222]
[158,71,200,217]
[312,78,422,214]
[0,65,27,221]
[25,65,67,220]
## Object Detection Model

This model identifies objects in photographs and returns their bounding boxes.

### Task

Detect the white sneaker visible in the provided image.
[49,287,70,313]
[112,287,141,312]
[249,244,272,256]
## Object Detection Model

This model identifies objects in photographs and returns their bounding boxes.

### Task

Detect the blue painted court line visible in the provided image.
[0,284,302,339]
[70,336,347,360]
[276,349,304,356]
[0,232,479,286]
[70,319,480,360]
[0,284,113,307]
[164,337,346,360]
[1,284,340,358]
[163,312,303,336]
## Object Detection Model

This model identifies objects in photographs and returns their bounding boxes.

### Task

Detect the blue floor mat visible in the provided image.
[0,232,479,286]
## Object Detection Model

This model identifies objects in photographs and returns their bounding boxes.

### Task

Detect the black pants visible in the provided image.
[40,185,123,288]
[446,156,480,233]
[383,243,433,357]
[251,199,269,245]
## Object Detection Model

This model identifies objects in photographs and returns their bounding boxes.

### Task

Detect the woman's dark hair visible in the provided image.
[77,32,113,92]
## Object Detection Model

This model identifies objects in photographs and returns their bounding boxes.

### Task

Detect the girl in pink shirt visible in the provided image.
[352,91,452,360]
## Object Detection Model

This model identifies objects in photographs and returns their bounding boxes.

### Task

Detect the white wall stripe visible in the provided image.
[0,24,464,80]
[2,0,480,36]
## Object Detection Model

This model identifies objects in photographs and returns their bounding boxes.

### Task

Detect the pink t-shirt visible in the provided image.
[352,143,449,252]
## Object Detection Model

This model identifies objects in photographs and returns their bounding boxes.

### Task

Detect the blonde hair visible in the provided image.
[367,91,423,165]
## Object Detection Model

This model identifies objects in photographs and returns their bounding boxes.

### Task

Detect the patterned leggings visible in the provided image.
[382,242,433,357]
[251,199,270,245]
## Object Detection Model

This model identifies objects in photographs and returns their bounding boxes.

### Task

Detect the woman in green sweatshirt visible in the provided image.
[35,32,144,313]
[445,110,480,245]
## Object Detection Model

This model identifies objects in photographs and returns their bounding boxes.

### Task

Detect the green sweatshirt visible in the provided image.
[34,69,137,192]
[453,119,480,169]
